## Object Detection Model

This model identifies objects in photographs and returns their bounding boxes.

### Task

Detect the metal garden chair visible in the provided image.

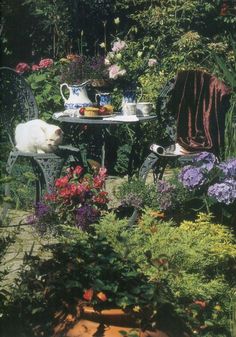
[129,69,231,225]
[139,69,231,183]
[0,67,82,219]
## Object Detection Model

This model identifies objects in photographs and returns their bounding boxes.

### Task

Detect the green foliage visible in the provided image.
[26,63,63,120]
[97,210,236,335]
[214,37,236,158]
[115,177,158,209]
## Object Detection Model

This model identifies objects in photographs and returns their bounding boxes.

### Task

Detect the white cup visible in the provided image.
[136,102,153,116]
[122,102,137,115]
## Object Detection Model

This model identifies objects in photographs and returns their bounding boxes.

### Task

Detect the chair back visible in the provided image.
[0,67,39,148]
[158,70,231,156]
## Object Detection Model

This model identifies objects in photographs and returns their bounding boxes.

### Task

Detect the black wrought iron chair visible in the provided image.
[0,67,82,218]
[139,69,231,183]
[129,69,231,225]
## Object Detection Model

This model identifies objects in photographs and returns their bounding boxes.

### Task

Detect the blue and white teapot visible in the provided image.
[60,80,92,110]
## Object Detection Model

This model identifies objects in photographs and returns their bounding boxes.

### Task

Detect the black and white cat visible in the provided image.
[15,119,63,153]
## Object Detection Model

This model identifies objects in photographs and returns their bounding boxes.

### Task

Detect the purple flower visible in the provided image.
[75,205,100,231]
[208,179,236,205]
[179,165,206,190]
[218,158,236,179]
[35,202,51,218]
[193,152,218,171]
[121,193,143,209]
[156,180,175,210]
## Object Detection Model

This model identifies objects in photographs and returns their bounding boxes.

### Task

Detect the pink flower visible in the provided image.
[55,176,69,188]
[148,58,157,67]
[32,64,40,71]
[73,166,83,176]
[15,62,30,73]
[112,40,126,52]
[39,58,54,68]
[98,167,107,178]
[108,64,126,80]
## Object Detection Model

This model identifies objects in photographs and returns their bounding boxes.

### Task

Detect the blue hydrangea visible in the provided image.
[207,179,236,205]
[193,151,218,171]
[218,158,236,179]
[179,165,206,190]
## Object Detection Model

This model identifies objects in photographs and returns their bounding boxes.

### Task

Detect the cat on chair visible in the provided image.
[15,119,63,154]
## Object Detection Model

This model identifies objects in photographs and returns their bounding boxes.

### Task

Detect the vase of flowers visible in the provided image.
[105,39,158,112]
[59,54,110,108]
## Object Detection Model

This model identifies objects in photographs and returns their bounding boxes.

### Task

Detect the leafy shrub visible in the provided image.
[97,210,236,336]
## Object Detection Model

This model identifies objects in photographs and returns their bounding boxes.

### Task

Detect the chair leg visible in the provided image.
[1,152,20,222]
[129,153,169,226]
[32,156,65,197]
[139,153,169,183]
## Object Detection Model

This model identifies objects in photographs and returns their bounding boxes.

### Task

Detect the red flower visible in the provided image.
[194,300,207,309]
[32,64,40,71]
[44,193,57,202]
[93,176,104,189]
[55,176,69,188]
[15,62,30,73]
[39,58,54,68]
[96,291,107,302]
[73,165,83,176]
[83,288,94,301]
[93,191,109,204]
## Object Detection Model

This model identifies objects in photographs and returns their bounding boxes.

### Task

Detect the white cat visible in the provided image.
[15,119,63,153]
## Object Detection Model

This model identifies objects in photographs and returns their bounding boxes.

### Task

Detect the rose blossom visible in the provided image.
[32,64,40,71]
[108,64,126,79]
[111,39,126,52]
[148,58,157,67]
[15,62,30,73]
[39,58,54,68]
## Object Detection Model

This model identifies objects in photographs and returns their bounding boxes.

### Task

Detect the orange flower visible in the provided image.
[96,291,107,302]
[83,288,94,301]
[194,300,207,309]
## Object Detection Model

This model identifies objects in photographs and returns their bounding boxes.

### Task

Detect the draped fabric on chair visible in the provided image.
[168,70,231,156]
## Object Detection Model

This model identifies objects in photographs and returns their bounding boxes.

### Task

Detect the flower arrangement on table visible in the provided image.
[105,38,158,89]
[59,54,109,87]
[155,152,236,225]
[27,165,109,235]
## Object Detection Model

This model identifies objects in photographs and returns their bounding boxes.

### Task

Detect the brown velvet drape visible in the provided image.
[169,70,231,156]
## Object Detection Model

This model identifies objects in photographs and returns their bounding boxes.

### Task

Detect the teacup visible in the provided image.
[136,102,153,116]
[95,92,112,106]
[122,102,137,116]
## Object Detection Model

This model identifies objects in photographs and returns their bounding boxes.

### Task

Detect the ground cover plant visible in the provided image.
[2,209,235,337]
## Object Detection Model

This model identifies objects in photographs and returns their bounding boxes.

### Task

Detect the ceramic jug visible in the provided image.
[60,80,92,110]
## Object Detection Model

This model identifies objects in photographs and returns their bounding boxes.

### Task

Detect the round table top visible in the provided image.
[52,113,157,125]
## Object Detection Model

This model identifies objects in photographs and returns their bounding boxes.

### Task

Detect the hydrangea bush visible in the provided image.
[156,152,236,225]
[28,165,109,234]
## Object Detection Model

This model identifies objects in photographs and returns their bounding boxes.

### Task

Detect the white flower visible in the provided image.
[99,42,106,49]
[104,58,111,65]
[108,64,126,79]
[137,51,143,58]
[114,17,120,25]
[116,53,122,60]
[148,58,157,67]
